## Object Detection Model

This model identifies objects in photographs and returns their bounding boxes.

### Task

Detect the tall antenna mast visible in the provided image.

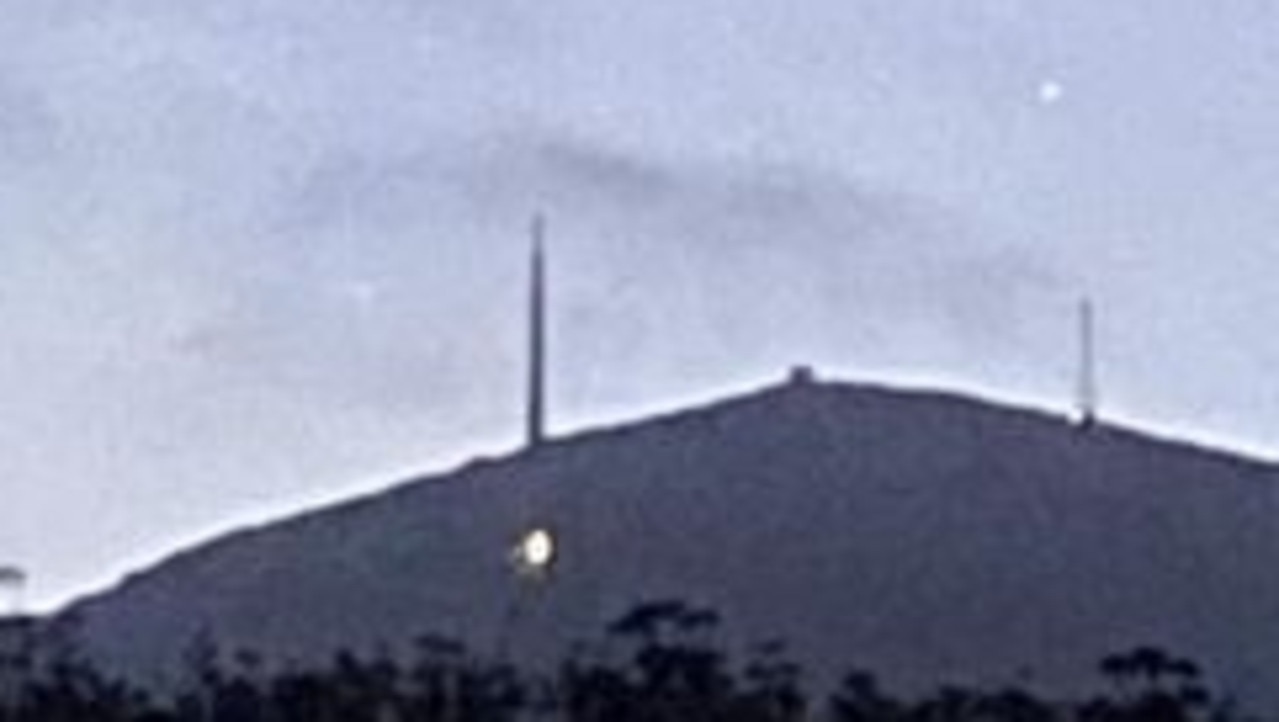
[1077,297,1098,428]
[527,214,548,447]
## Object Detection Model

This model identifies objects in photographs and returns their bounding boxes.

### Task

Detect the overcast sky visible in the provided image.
[2,0,1279,610]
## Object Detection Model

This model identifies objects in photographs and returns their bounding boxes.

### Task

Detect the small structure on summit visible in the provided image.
[788,365,818,387]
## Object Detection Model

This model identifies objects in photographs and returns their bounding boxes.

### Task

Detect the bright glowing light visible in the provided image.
[516,528,556,572]
[1037,80,1064,105]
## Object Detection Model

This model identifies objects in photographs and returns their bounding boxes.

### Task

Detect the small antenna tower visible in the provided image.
[0,566,27,618]
[1076,297,1098,428]
[527,214,548,448]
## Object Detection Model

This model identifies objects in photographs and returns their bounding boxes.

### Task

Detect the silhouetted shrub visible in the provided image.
[0,605,1256,722]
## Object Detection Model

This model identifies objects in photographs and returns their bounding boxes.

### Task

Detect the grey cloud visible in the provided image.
[257,133,1065,405]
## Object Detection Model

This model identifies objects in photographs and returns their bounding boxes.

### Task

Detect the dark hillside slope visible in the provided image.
[65,378,1279,701]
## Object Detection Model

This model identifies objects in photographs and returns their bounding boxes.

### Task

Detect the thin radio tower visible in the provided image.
[1077,297,1098,428]
[0,566,26,618]
[527,214,548,447]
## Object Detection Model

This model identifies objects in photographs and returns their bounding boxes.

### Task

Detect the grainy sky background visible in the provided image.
[2,0,1279,609]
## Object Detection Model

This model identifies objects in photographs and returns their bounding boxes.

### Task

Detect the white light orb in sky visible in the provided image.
[1037,80,1065,106]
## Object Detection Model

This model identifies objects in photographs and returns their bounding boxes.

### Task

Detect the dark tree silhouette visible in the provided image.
[1084,646,1218,722]
[737,640,807,722]
[829,669,902,722]
[0,604,1258,722]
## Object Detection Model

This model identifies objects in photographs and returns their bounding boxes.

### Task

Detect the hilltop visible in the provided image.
[62,376,1279,702]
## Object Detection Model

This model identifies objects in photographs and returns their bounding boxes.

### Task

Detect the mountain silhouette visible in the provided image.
[62,376,1279,702]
